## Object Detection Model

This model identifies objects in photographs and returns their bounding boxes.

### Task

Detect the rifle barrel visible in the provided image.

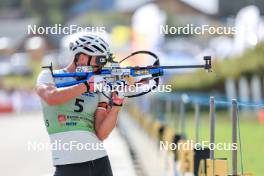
[160,65,205,69]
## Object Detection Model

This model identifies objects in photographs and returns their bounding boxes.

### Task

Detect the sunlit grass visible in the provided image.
[167,111,264,175]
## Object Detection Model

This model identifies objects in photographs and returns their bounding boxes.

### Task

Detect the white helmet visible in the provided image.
[69,34,110,57]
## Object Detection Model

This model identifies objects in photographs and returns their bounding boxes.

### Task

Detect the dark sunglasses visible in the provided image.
[95,56,107,66]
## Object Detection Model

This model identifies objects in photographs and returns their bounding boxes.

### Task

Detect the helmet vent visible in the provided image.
[92,45,103,53]
[100,44,106,50]
[85,36,94,39]
[79,38,86,42]
[83,46,94,53]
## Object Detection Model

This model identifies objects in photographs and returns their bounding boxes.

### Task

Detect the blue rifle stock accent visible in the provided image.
[55,72,94,88]
[56,80,88,88]
[100,69,112,74]
[149,68,164,75]
[53,72,88,77]
[130,67,163,76]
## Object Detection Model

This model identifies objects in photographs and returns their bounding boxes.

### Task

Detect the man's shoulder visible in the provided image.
[38,69,65,75]
[37,69,57,85]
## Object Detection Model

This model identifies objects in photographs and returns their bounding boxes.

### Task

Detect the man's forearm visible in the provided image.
[96,107,121,140]
[39,83,87,105]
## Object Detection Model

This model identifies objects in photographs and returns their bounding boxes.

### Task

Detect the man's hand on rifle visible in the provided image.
[112,80,127,106]
[84,76,106,93]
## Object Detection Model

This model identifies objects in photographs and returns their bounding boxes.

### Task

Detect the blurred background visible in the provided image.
[0,0,264,176]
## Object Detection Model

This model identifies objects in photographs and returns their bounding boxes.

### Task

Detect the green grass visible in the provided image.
[165,111,264,175]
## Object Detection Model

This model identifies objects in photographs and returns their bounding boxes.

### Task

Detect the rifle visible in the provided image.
[42,51,211,98]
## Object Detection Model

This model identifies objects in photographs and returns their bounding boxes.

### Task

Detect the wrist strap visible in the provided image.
[82,82,90,93]
[109,100,122,107]
[112,102,123,107]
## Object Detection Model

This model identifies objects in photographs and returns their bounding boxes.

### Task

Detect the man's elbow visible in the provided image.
[45,98,59,106]
[36,86,66,106]
[43,97,58,106]
[96,131,109,141]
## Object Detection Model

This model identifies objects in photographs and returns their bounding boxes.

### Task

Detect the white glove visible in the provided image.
[112,80,127,106]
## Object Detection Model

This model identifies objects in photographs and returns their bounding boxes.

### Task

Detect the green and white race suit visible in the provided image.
[37,69,109,165]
